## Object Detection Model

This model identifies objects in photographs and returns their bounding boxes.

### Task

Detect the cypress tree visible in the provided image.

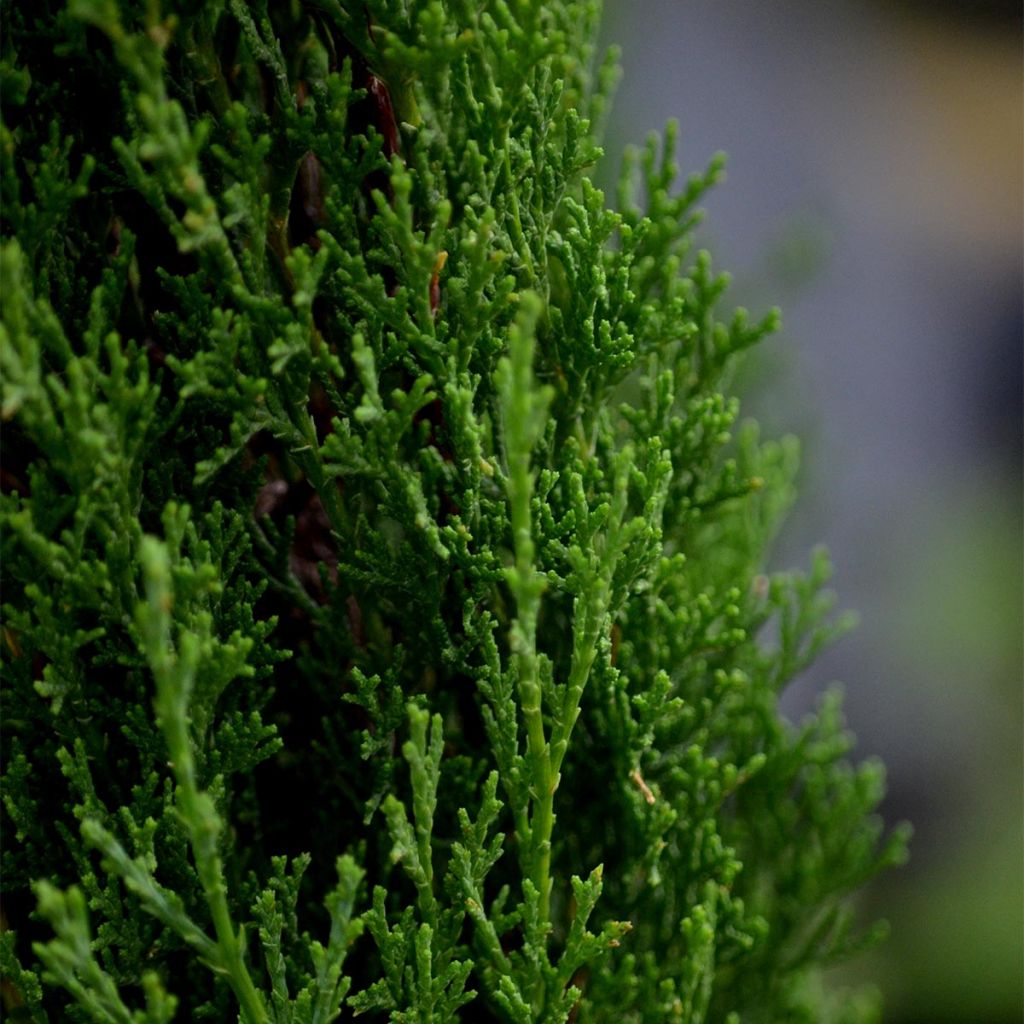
[0,2,909,1021]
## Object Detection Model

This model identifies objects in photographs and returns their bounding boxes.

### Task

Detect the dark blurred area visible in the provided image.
[601,1,1023,1020]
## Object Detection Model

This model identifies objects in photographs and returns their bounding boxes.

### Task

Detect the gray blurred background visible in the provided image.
[600,1,1023,1020]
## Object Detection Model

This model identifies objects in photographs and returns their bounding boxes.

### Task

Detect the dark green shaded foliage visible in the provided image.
[0,1,908,1021]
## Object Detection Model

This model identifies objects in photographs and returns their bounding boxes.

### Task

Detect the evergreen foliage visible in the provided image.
[0,1,909,1021]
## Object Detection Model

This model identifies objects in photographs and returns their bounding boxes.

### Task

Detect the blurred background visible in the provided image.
[600,1,1022,1020]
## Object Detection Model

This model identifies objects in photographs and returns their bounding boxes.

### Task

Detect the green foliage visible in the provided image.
[0,1,908,1021]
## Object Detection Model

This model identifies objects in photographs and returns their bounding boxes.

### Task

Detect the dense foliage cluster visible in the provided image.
[0,1,908,1021]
